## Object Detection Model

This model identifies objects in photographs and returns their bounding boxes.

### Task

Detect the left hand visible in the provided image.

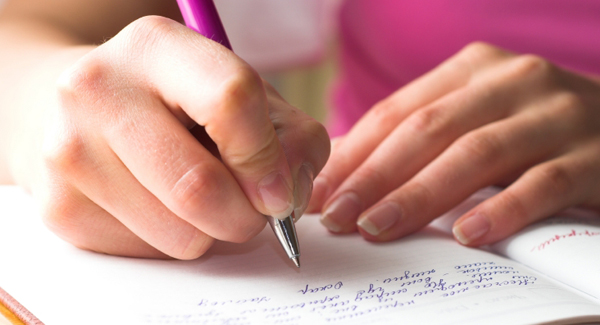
[308,42,600,246]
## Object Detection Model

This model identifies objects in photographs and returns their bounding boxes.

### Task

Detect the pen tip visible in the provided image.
[292,257,300,268]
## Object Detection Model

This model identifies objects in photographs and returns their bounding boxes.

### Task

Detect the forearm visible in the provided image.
[0,0,180,185]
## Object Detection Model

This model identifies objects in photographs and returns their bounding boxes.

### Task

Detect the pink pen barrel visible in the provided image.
[176,0,232,50]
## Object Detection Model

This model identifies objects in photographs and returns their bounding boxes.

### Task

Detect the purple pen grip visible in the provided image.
[176,0,232,50]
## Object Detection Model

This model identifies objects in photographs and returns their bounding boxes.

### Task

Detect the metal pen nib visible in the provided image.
[268,212,301,268]
[174,0,300,268]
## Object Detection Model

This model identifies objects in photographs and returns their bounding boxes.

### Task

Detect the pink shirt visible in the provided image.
[329,0,600,136]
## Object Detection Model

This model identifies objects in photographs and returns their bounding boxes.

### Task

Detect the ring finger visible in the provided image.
[355,102,574,241]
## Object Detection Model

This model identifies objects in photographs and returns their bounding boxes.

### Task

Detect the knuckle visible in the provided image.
[131,15,176,32]
[495,190,530,225]
[445,42,508,82]
[534,163,574,196]
[216,66,263,116]
[404,180,435,216]
[404,105,447,139]
[353,165,390,193]
[551,91,585,119]
[370,98,393,113]
[555,91,584,110]
[368,99,403,128]
[122,15,178,49]
[297,118,331,168]
[457,42,502,63]
[455,131,504,167]
[296,115,328,140]
[170,164,222,214]
[42,131,87,176]
[229,130,280,171]
[57,54,109,103]
[369,100,390,117]
[510,54,554,78]
[462,42,496,56]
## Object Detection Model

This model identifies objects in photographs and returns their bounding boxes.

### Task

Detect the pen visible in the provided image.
[175,0,301,268]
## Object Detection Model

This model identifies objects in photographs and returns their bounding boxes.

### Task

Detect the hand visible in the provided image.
[308,42,600,246]
[10,16,330,259]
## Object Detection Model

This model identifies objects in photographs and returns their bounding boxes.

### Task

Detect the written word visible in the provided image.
[531,229,600,252]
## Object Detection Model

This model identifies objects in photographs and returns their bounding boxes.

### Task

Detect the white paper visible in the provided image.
[492,208,600,300]
[1,186,600,325]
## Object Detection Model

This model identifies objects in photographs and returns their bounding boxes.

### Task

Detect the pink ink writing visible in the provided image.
[531,229,600,252]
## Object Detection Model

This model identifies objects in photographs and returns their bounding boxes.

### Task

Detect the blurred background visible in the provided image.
[214,0,343,124]
[0,0,340,124]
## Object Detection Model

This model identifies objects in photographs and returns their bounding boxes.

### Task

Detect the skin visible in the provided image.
[2,2,599,256]
[309,43,600,246]
[0,0,330,259]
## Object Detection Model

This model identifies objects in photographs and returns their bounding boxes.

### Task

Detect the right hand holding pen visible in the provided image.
[23,16,330,259]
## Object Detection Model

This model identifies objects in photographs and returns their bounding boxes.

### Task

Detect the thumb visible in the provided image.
[202,69,294,220]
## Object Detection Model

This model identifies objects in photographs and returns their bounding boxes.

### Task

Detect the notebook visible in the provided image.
[1,186,599,324]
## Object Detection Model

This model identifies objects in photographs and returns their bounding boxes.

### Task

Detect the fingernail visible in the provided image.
[307,176,331,213]
[258,172,294,220]
[453,213,491,245]
[320,214,342,232]
[293,164,315,221]
[321,192,362,232]
[358,202,402,236]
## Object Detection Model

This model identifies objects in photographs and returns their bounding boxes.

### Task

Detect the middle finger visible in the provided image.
[357,102,574,241]
[320,69,532,232]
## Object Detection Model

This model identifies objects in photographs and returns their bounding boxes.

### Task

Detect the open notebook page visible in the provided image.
[492,208,600,300]
[1,186,600,325]
[428,186,600,300]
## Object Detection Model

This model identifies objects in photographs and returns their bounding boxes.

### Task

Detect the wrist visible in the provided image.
[2,46,95,189]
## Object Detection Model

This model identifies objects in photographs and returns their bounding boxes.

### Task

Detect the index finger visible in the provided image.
[119,16,295,220]
[309,43,511,213]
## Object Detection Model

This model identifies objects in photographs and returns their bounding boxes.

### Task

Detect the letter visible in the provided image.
[335,281,343,290]
[298,285,309,295]
[367,283,383,294]
[355,290,365,302]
